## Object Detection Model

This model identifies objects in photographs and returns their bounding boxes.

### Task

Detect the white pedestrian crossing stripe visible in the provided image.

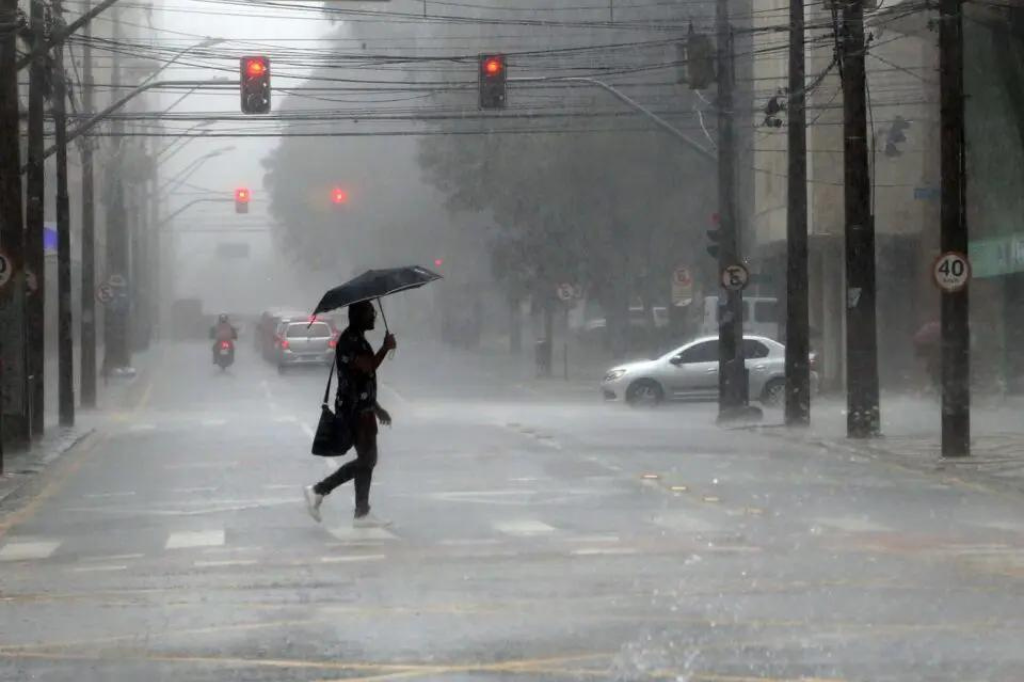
[494,520,556,536]
[0,540,61,562]
[327,526,397,542]
[165,530,225,550]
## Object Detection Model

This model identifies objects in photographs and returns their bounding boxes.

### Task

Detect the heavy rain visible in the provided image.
[1,0,1023,680]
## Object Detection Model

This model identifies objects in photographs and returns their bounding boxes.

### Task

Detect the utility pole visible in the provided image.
[839,0,880,438]
[79,3,96,408]
[0,0,29,451]
[103,7,131,373]
[26,0,47,436]
[785,0,810,426]
[52,0,73,426]
[715,0,748,420]
[939,0,969,457]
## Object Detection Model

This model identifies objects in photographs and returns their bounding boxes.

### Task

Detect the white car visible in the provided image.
[600,335,818,406]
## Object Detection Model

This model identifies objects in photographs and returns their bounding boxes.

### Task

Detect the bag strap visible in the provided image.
[321,350,338,407]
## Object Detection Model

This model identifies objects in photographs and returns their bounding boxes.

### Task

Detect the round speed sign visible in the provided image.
[0,250,12,291]
[720,263,750,292]
[932,251,971,292]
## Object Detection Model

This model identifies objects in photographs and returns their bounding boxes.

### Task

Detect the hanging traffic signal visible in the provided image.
[235,188,250,214]
[706,212,720,259]
[478,53,507,110]
[684,28,715,90]
[331,187,348,205]
[240,56,271,114]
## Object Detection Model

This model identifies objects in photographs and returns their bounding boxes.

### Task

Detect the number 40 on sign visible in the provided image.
[932,252,971,293]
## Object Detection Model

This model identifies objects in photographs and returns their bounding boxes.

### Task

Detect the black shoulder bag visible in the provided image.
[310,354,355,457]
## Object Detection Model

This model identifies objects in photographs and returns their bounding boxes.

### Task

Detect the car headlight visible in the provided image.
[604,369,628,381]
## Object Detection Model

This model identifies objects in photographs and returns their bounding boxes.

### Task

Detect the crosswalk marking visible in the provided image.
[194,559,258,568]
[320,554,386,564]
[327,526,397,542]
[201,419,227,427]
[816,516,891,533]
[71,564,128,573]
[572,547,638,556]
[0,540,61,562]
[165,530,225,550]
[495,520,555,536]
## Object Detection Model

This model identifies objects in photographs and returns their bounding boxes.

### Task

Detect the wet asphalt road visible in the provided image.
[2,340,1024,682]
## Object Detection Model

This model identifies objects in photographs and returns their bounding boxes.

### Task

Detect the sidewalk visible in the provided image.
[752,392,1024,496]
[0,346,156,510]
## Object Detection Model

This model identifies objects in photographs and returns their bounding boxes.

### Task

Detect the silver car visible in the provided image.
[601,335,817,406]
[275,320,336,372]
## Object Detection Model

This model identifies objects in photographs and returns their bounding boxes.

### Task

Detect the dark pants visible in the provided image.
[314,412,378,516]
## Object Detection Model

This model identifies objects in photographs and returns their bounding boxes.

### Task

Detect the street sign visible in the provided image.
[671,266,693,306]
[0,251,11,291]
[96,283,115,305]
[720,263,750,291]
[933,251,971,292]
[557,283,576,302]
[108,273,127,288]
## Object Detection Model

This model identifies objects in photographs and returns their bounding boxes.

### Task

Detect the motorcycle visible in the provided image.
[214,339,235,370]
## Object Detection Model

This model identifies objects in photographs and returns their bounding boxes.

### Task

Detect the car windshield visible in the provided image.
[1,4,1013,681]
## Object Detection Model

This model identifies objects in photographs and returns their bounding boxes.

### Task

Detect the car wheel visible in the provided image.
[761,378,786,407]
[625,379,664,407]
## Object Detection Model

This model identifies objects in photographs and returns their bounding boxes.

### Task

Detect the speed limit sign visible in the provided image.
[720,263,750,292]
[0,250,11,291]
[932,252,971,292]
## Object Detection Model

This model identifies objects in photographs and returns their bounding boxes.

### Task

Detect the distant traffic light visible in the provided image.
[235,188,250,214]
[706,212,720,259]
[478,53,507,110]
[240,56,271,114]
[331,187,348,205]
[683,27,715,90]
[434,258,444,268]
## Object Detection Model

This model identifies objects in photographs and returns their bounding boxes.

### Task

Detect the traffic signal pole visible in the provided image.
[715,0,748,419]
[840,0,881,438]
[939,0,969,457]
[80,4,97,408]
[785,0,811,426]
[26,0,46,436]
[53,0,74,426]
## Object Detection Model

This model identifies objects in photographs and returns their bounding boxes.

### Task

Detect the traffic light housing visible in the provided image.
[706,212,720,259]
[240,56,271,114]
[683,28,715,90]
[478,54,507,110]
[235,188,250,214]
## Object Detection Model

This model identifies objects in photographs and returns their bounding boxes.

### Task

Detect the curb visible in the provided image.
[0,427,96,508]
[752,426,1024,500]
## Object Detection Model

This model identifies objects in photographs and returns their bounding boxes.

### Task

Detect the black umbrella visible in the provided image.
[311,265,442,331]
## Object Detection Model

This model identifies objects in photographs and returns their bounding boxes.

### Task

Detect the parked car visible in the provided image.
[600,335,818,406]
[274,319,338,373]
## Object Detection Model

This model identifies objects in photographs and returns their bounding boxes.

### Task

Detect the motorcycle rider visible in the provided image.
[210,313,238,364]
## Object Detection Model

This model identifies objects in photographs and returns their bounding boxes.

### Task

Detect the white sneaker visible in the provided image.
[303,486,323,523]
[353,512,392,529]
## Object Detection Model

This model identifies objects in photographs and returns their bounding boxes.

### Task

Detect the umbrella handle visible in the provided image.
[377,298,396,358]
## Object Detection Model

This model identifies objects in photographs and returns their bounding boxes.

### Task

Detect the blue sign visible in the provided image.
[43,223,57,254]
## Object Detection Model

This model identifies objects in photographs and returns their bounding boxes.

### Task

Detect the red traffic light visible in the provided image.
[244,57,267,78]
[483,57,503,77]
[434,258,444,268]
[235,188,250,203]
[331,187,348,205]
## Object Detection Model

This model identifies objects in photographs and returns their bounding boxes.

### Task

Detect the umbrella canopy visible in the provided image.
[312,266,442,317]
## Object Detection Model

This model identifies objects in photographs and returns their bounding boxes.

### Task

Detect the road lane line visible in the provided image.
[201,418,227,427]
[165,530,225,550]
[194,559,258,568]
[494,520,555,536]
[70,564,127,573]
[319,554,386,563]
[571,547,638,556]
[0,540,61,562]
[81,553,144,562]
[170,486,218,494]
[82,491,136,499]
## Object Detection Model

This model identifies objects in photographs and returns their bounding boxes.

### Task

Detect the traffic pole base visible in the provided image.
[716,404,764,425]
